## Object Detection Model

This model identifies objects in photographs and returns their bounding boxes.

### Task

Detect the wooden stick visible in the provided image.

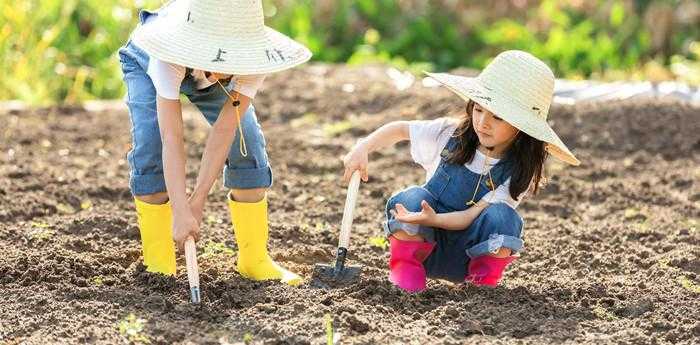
[184,236,200,304]
[338,171,361,249]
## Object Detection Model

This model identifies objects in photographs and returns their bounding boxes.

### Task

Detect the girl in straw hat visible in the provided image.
[343,50,580,292]
[117,0,311,285]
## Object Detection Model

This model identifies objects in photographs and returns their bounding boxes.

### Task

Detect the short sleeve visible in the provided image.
[147,58,186,100]
[232,74,266,98]
[408,118,454,169]
[479,178,526,209]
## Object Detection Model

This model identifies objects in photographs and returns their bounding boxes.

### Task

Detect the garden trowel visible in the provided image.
[313,170,362,284]
[184,236,201,304]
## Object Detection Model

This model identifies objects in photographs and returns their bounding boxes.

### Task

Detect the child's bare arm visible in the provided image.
[157,96,189,211]
[189,94,251,219]
[393,200,490,231]
[432,202,489,230]
[156,96,200,246]
[343,121,410,182]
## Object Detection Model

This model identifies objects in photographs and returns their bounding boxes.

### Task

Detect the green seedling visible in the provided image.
[368,237,389,251]
[27,228,54,240]
[243,333,253,344]
[323,120,355,137]
[678,276,700,294]
[291,113,318,129]
[592,305,618,321]
[118,313,150,344]
[324,313,333,345]
[80,199,93,210]
[91,275,104,286]
[201,241,236,260]
[206,215,223,225]
[55,202,76,214]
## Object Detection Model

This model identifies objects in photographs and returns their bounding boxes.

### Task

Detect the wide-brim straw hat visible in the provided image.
[425,50,580,166]
[132,0,312,75]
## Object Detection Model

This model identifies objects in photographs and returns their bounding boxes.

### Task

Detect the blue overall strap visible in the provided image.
[489,158,515,187]
[439,136,461,160]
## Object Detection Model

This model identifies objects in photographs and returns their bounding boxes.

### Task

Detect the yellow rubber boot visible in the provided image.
[134,198,176,276]
[228,196,302,286]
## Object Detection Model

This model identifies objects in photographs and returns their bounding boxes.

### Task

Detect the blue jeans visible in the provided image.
[385,186,524,283]
[117,39,273,195]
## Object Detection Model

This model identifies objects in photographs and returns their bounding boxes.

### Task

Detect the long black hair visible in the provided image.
[447,100,548,199]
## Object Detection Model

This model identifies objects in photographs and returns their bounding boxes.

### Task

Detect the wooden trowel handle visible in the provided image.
[184,236,200,303]
[338,171,361,249]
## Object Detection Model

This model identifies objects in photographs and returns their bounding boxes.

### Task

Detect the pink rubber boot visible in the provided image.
[466,255,516,287]
[388,237,435,293]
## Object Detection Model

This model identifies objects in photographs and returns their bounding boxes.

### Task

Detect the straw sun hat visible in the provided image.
[426,50,580,166]
[132,0,312,75]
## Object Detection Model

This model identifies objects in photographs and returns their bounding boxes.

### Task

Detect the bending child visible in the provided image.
[118,0,311,285]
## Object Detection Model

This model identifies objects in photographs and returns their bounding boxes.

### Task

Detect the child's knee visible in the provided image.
[480,203,523,237]
[391,230,424,242]
[465,203,524,258]
[229,188,268,203]
[135,191,169,205]
[386,186,435,212]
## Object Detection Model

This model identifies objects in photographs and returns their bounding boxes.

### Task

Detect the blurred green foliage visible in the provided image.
[1,0,698,104]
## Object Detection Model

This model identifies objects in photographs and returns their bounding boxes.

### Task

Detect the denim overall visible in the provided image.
[385,137,525,282]
[117,7,272,196]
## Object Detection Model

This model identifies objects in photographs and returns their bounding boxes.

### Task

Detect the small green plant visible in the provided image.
[118,313,150,344]
[205,215,225,225]
[243,333,254,344]
[678,276,700,294]
[201,241,236,259]
[324,313,333,345]
[290,112,319,129]
[623,207,647,221]
[27,227,54,240]
[80,199,93,210]
[592,305,617,321]
[368,236,389,250]
[91,275,104,286]
[322,120,356,137]
[314,222,327,233]
[55,202,77,214]
[30,221,50,228]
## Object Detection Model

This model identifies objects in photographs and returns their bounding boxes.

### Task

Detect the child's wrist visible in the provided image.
[357,137,372,152]
[189,189,208,205]
[171,198,192,213]
[427,213,441,228]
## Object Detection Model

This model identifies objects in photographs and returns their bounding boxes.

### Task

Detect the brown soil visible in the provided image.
[1,64,699,345]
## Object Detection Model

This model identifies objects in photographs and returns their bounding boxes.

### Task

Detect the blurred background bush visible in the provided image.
[1,0,698,104]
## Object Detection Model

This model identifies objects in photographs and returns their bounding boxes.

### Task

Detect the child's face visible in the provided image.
[471,102,519,151]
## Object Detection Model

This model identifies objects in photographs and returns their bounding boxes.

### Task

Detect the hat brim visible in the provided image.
[132,8,312,75]
[425,72,580,166]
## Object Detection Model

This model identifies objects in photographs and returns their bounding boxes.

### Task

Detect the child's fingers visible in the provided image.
[342,168,350,183]
[361,165,369,182]
[420,200,434,213]
[395,203,408,215]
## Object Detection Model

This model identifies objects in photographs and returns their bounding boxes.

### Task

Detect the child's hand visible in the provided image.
[172,208,200,249]
[392,200,437,227]
[188,195,205,226]
[342,140,370,183]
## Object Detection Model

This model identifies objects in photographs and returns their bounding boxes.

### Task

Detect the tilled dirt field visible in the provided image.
[1,64,699,344]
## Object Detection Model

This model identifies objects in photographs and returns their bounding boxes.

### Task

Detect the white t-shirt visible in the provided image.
[408,118,525,208]
[142,7,265,100]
